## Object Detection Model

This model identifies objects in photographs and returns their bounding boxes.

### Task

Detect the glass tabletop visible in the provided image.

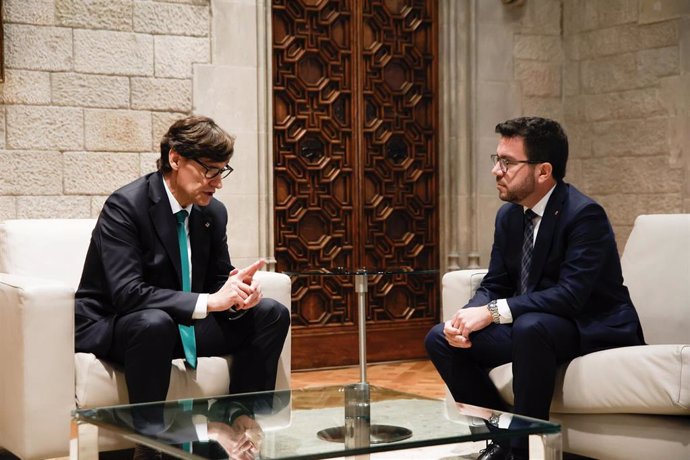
[73,385,560,460]
[282,267,438,276]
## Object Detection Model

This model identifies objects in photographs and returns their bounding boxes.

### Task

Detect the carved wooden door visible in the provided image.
[272,0,438,369]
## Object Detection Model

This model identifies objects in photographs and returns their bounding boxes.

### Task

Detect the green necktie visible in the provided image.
[180,399,193,453]
[175,210,197,369]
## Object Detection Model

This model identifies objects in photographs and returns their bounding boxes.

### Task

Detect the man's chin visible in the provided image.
[196,194,214,206]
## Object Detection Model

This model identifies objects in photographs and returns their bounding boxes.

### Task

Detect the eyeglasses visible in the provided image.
[490,154,540,174]
[192,158,234,179]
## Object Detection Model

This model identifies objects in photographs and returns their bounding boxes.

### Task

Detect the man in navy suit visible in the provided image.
[425,117,644,460]
[75,115,290,409]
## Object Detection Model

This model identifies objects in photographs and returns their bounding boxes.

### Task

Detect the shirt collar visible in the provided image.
[525,183,557,218]
[162,176,193,216]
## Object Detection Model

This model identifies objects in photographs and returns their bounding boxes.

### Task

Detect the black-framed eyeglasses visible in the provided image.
[192,158,234,179]
[490,154,540,173]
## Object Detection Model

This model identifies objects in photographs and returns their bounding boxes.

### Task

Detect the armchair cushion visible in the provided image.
[0,218,95,288]
[488,344,689,414]
[75,353,234,408]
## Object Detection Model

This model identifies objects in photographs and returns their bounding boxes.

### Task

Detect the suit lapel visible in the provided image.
[528,182,567,290]
[507,205,525,280]
[189,206,211,292]
[148,172,184,288]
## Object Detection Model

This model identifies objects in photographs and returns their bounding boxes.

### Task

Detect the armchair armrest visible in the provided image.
[441,269,488,321]
[0,274,75,459]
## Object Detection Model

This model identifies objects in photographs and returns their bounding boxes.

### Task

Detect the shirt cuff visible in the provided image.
[192,414,209,441]
[192,293,208,319]
[496,298,513,324]
[497,413,513,429]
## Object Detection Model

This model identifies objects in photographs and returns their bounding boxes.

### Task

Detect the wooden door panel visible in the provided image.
[361,0,438,333]
[272,0,438,369]
[273,0,357,342]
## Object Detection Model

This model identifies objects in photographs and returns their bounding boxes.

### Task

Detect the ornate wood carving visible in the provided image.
[272,0,438,369]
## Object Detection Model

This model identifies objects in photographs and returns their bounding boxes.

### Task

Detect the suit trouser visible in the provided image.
[425,311,580,422]
[108,298,290,404]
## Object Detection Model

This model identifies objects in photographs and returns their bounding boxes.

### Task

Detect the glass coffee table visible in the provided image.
[72,384,562,459]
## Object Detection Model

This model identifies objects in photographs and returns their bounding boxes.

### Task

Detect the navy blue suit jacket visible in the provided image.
[466,181,644,354]
[75,171,234,357]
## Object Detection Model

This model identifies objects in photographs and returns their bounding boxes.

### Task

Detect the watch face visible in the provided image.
[488,302,500,323]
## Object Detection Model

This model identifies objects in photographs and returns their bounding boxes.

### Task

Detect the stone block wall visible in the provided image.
[0,0,211,220]
[562,0,690,249]
[466,0,690,266]
[470,0,566,267]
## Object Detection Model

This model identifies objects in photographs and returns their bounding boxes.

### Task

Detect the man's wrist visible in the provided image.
[487,300,500,324]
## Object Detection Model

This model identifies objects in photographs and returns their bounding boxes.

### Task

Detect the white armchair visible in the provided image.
[442,214,690,460]
[0,219,292,460]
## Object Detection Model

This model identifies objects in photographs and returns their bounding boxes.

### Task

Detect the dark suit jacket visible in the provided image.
[466,181,644,354]
[75,171,234,357]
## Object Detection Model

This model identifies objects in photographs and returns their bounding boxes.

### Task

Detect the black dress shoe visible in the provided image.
[477,442,512,460]
[509,446,529,460]
[132,445,162,460]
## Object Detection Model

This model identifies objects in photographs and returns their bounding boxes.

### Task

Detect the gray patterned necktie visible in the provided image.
[520,209,537,294]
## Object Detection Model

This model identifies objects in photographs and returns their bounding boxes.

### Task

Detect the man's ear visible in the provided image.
[169,149,181,171]
[537,162,553,183]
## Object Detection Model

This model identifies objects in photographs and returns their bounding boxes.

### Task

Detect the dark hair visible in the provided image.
[494,117,568,180]
[158,115,235,173]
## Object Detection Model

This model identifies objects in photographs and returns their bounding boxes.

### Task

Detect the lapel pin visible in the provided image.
[555,210,559,216]
[205,222,210,228]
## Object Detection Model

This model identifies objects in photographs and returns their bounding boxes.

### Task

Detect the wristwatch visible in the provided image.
[487,300,500,324]
[488,411,501,426]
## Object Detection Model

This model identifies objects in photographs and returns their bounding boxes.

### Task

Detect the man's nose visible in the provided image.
[210,175,223,189]
[491,162,503,177]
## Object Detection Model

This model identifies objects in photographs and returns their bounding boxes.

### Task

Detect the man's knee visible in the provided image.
[512,313,551,338]
[128,309,178,342]
[424,322,446,355]
[257,298,291,330]
[512,312,577,351]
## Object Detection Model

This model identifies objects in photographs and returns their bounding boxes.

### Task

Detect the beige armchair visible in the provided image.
[442,214,690,459]
[0,219,292,460]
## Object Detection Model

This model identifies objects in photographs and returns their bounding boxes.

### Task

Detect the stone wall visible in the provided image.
[473,0,566,267]
[563,0,690,249]
[462,0,690,268]
[0,0,211,220]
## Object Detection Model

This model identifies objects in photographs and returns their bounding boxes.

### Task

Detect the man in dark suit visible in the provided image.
[425,117,644,460]
[75,115,290,409]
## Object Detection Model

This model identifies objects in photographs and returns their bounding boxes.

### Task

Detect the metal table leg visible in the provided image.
[355,273,368,383]
[317,273,412,447]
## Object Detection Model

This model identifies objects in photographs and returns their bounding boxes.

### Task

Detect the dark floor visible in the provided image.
[564,454,596,460]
